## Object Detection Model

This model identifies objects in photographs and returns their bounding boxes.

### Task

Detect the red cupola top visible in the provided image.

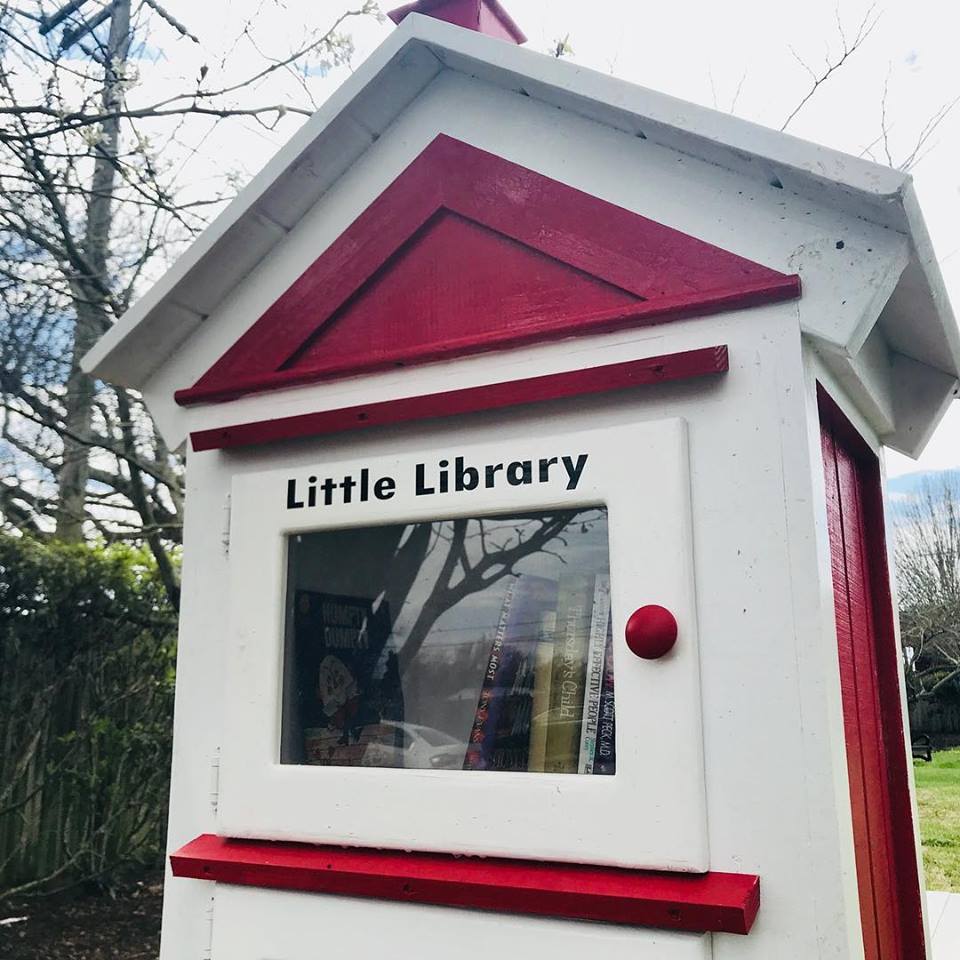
[387,0,527,44]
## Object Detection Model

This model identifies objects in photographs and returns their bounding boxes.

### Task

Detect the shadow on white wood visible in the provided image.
[210,886,712,960]
[928,890,960,959]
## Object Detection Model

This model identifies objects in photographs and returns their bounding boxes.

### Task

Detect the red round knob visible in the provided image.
[625,605,678,660]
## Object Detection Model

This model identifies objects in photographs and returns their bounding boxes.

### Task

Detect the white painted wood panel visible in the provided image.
[210,885,713,960]
[159,308,874,959]
[928,891,960,959]
[218,417,708,871]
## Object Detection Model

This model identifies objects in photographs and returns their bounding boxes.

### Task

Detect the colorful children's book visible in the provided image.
[294,590,403,767]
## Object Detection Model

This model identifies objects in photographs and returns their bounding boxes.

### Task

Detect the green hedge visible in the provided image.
[0,535,177,898]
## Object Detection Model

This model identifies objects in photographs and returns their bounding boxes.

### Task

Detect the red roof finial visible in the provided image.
[387,0,527,45]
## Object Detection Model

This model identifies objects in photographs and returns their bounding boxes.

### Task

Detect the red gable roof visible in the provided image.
[175,135,799,407]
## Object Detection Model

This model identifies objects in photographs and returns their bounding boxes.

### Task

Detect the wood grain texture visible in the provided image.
[285,211,641,374]
[821,423,882,960]
[171,833,760,934]
[819,385,926,960]
[189,345,727,451]
[176,135,798,406]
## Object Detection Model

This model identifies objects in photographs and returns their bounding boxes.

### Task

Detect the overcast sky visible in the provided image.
[141,1,960,477]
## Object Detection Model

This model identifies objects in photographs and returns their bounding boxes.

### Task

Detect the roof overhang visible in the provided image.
[82,13,960,458]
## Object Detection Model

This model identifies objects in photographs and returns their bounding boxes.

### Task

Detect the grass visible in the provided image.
[915,747,960,892]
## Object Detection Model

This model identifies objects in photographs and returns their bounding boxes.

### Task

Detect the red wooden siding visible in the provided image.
[819,387,925,960]
[171,834,761,935]
[176,135,799,406]
[387,0,528,44]
[286,211,641,373]
[190,346,727,452]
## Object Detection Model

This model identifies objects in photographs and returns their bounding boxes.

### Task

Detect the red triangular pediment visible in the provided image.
[288,211,641,373]
[176,136,799,406]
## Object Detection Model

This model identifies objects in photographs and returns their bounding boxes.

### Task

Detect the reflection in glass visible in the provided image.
[281,509,615,775]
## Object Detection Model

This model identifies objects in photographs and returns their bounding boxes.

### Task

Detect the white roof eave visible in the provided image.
[83,13,958,421]
[82,19,445,385]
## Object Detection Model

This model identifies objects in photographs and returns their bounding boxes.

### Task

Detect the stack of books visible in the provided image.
[462,572,615,775]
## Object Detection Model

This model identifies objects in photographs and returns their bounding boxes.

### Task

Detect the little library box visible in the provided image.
[83,3,960,959]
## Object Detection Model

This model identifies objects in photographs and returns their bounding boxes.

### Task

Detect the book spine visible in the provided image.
[595,616,616,776]
[578,575,611,774]
[462,581,517,770]
[527,611,556,773]
[543,573,594,774]
[488,650,535,772]
[485,576,558,772]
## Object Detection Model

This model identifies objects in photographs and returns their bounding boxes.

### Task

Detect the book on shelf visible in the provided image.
[543,572,596,775]
[304,722,404,767]
[294,590,403,767]
[595,611,616,776]
[488,648,536,771]
[463,571,616,776]
[462,575,558,771]
[578,575,611,774]
[527,610,557,773]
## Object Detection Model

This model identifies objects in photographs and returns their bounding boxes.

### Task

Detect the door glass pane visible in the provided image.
[281,508,615,775]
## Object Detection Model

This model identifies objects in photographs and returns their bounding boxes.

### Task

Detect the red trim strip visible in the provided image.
[177,135,798,407]
[171,834,760,935]
[818,386,926,959]
[190,345,728,452]
[175,281,771,407]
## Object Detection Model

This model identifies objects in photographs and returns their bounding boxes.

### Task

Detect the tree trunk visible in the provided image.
[55,0,132,540]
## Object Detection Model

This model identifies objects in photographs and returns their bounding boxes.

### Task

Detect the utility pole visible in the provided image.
[50,0,132,540]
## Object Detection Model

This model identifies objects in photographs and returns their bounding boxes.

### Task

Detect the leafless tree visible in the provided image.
[860,67,960,172]
[0,0,380,606]
[782,3,960,171]
[698,2,957,173]
[394,510,603,674]
[895,476,960,704]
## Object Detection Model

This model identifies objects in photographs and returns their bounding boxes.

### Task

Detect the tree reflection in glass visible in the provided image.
[281,508,615,775]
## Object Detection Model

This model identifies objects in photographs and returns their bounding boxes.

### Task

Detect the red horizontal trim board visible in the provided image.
[190,345,728,452]
[171,834,760,935]
[176,286,769,407]
[177,135,798,407]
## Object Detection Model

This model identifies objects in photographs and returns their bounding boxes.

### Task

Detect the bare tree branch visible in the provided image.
[141,0,200,44]
[781,3,881,131]
[0,2,377,571]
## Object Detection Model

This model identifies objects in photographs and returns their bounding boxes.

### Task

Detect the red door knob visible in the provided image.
[625,605,678,659]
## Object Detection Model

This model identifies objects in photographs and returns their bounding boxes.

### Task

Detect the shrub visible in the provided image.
[0,535,177,898]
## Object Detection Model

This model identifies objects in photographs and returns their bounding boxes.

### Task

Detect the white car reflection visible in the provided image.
[361,721,465,770]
